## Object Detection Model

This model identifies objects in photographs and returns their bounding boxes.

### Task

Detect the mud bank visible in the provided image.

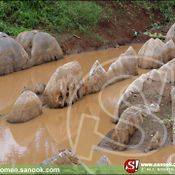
[0,44,175,165]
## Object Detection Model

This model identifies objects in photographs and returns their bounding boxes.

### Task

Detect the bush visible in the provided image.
[0,0,104,36]
[132,0,175,22]
[159,1,175,21]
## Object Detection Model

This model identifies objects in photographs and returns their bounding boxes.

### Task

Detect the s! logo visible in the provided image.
[124,159,140,173]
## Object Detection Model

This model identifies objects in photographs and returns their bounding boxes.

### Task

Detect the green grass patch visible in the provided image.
[1,0,175,37]
[0,0,105,36]
[132,0,175,22]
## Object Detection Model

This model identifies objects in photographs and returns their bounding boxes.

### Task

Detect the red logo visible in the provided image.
[124,159,140,173]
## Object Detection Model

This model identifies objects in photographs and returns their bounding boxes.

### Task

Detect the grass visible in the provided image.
[0,0,104,36]
[133,0,175,22]
[0,0,175,37]
[159,1,175,22]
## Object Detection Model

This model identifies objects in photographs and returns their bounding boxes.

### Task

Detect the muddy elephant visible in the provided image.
[43,61,84,108]
[165,23,175,43]
[0,32,29,75]
[85,60,107,94]
[7,90,42,123]
[138,38,175,69]
[16,30,63,66]
[107,46,138,84]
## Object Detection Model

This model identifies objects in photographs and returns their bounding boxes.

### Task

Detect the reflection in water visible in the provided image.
[23,126,58,164]
[0,44,175,165]
[0,127,26,164]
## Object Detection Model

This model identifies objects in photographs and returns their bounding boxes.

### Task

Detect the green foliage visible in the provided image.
[133,0,153,11]
[1,0,175,37]
[0,0,104,36]
[57,165,117,174]
[158,1,175,21]
[0,21,27,36]
[133,0,175,22]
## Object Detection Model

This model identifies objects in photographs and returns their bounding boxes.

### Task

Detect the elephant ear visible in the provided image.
[0,33,29,75]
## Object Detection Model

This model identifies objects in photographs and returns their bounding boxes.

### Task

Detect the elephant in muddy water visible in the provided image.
[7,90,42,123]
[111,106,144,151]
[108,58,175,152]
[166,23,175,43]
[84,47,138,94]
[116,58,175,120]
[84,60,107,94]
[42,149,80,165]
[0,32,29,75]
[138,38,175,69]
[107,46,138,84]
[43,61,85,108]
[16,30,63,66]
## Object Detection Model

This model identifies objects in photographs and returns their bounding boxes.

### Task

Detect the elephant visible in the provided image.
[41,149,80,165]
[7,90,42,123]
[165,23,175,43]
[43,61,84,108]
[138,38,175,69]
[107,46,138,84]
[111,106,143,151]
[85,60,107,94]
[0,32,29,75]
[16,30,63,66]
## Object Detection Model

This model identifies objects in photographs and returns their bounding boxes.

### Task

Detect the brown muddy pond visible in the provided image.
[0,44,175,165]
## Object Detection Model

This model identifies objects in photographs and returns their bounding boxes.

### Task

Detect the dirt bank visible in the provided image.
[55,1,173,55]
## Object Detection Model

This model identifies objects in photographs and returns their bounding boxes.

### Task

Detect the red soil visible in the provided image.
[54,1,172,54]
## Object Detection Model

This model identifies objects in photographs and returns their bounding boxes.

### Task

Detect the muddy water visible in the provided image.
[0,44,175,165]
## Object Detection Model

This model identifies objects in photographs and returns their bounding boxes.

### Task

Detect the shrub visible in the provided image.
[0,0,104,35]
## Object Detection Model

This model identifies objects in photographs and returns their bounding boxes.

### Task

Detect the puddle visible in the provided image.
[0,44,174,165]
